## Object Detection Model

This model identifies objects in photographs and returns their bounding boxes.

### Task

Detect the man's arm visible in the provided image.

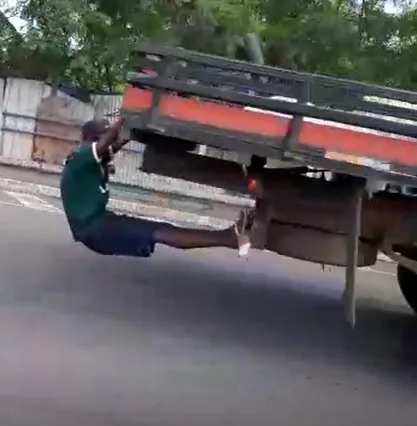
[64,118,128,171]
[94,117,129,161]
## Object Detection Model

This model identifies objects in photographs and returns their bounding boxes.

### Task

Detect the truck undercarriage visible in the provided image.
[121,43,417,326]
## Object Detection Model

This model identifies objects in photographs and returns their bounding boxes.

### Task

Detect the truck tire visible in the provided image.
[397,264,417,314]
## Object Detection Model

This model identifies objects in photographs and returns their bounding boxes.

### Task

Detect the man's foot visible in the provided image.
[234,209,255,258]
[233,204,271,258]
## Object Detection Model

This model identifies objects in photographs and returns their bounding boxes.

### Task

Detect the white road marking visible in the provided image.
[5,191,62,213]
[361,266,396,277]
[0,200,21,207]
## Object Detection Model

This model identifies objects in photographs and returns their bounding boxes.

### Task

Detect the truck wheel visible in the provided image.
[397,264,417,313]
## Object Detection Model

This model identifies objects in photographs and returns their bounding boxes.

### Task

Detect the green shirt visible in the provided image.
[60,143,109,237]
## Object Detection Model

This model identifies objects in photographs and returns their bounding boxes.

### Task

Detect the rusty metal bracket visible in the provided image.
[343,178,365,327]
[146,59,178,132]
[279,79,311,159]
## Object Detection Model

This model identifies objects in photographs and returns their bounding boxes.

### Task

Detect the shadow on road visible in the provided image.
[21,245,417,391]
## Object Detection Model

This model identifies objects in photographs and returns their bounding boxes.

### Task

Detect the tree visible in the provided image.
[2,0,417,91]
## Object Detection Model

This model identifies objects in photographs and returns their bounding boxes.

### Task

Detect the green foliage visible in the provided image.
[1,0,417,92]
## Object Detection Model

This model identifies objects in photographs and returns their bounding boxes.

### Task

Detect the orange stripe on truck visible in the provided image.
[122,87,417,166]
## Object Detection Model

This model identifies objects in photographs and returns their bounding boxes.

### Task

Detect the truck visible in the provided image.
[120,42,417,327]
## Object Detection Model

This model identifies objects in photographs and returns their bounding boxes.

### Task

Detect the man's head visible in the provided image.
[81,119,110,143]
[81,118,119,175]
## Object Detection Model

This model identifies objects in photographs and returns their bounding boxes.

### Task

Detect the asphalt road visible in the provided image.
[0,189,417,425]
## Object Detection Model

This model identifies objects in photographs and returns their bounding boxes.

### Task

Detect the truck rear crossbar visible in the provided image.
[124,44,417,182]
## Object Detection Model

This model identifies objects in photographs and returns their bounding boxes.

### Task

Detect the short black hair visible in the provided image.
[82,119,109,142]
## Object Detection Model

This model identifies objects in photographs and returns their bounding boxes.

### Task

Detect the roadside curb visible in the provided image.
[0,157,63,174]
[0,177,232,229]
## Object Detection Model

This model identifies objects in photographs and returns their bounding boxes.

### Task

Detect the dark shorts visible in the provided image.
[78,212,159,258]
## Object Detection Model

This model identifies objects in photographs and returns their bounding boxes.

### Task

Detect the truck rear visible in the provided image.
[120,43,417,326]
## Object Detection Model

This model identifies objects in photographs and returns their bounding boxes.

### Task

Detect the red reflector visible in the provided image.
[248,178,257,192]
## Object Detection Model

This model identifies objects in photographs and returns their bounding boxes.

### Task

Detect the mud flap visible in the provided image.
[343,178,365,328]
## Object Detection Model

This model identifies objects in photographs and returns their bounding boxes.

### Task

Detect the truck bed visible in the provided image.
[122,43,417,186]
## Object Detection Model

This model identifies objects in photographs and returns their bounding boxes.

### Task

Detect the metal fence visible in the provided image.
[0,78,143,184]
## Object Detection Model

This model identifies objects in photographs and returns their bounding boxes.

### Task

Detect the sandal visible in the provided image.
[234,209,255,258]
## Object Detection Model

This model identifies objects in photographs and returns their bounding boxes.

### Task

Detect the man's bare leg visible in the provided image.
[155,225,237,249]
[153,209,261,251]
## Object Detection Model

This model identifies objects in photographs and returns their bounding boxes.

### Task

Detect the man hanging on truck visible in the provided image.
[60,117,262,259]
